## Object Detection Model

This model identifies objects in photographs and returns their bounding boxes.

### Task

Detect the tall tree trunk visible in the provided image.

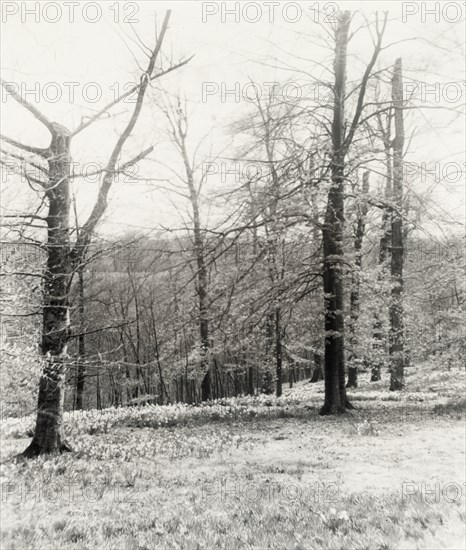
[371,109,394,383]
[199,310,211,400]
[262,312,275,394]
[75,265,86,409]
[150,304,169,404]
[275,307,283,397]
[12,13,176,455]
[23,125,73,457]
[389,57,405,391]
[246,181,258,397]
[320,12,352,415]
[347,171,370,388]
[175,119,211,402]
[128,271,148,399]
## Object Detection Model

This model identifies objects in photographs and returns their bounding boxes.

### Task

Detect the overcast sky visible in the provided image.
[1,1,464,239]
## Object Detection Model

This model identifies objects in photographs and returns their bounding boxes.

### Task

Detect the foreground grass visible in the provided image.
[1,363,465,550]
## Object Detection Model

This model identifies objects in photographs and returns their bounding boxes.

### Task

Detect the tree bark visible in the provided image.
[150,304,169,404]
[275,307,283,397]
[23,125,73,457]
[262,312,275,394]
[310,352,324,382]
[320,11,353,415]
[75,265,86,409]
[195,208,211,401]
[389,58,405,391]
[189,179,210,400]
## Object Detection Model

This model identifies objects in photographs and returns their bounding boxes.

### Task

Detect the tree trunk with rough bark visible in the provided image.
[75,264,86,409]
[310,352,324,382]
[275,307,283,397]
[23,124,73,457]
[185,149,211,401]
[389,57,405,391]
[320,11,352,415]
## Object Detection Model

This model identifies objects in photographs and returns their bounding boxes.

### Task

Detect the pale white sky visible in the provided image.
[0,1,464,239]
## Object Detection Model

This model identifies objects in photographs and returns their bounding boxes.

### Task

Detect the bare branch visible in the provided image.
[0,78,55,133]
[343,12,388,152]
[0,134,48,157]
[75,11,183,257]
[70,55,193,138]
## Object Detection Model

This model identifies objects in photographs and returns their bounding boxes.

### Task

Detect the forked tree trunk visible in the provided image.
[389,57,405,391]
[23,124,73,457]
[15,10,176,456]
[320,11,353,415]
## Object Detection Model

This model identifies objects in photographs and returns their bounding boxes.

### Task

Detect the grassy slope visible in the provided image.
[1,362,465,550]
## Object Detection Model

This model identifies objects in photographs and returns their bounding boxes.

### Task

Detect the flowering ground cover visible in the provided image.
[1,362,465,550]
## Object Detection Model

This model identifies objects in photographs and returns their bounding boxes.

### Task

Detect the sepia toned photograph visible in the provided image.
[0,1,464,549]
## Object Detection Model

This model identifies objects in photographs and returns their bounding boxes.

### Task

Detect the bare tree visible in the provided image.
[162,99,213,401]
[320,11,387,414]
[0,10,190,455]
